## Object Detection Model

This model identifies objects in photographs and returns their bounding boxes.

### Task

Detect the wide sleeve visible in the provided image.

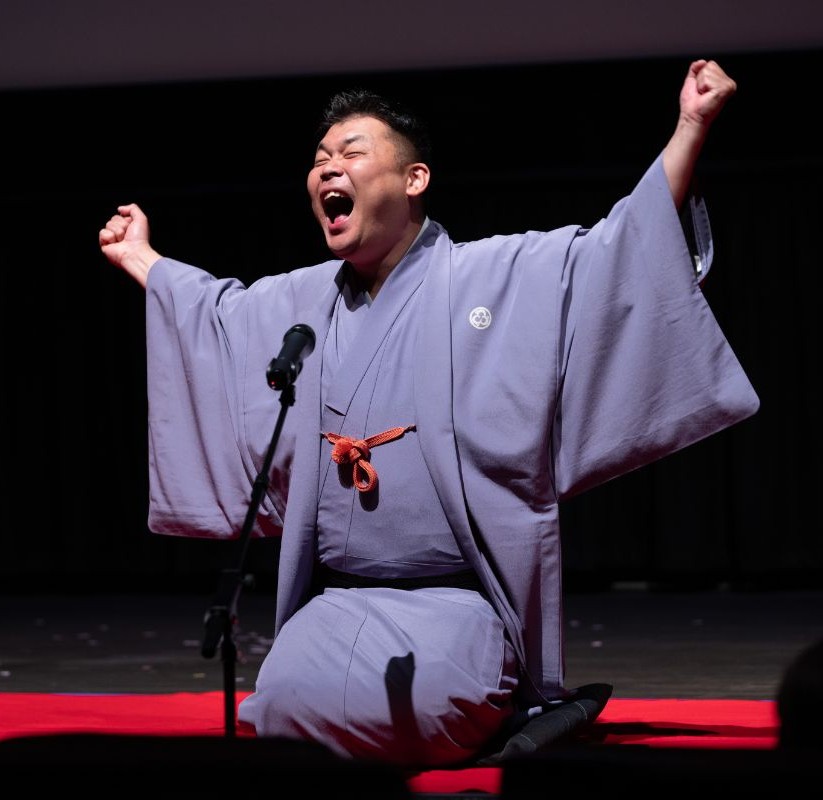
[552,153,760,500]
[144,258,287,539]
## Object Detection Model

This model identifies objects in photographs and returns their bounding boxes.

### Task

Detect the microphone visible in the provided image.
[267,323,316,391]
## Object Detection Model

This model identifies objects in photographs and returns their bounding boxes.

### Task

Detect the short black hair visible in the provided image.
[315,88,432,165]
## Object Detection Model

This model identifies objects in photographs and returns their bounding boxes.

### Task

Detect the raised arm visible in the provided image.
[663,59,737,209]
[98,203,162,289]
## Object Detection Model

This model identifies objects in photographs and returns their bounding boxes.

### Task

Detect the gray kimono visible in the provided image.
[144,154,759,761]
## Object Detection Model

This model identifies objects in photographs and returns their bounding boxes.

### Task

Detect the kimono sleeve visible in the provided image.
[552,154,759,500]
[145,258,287,539]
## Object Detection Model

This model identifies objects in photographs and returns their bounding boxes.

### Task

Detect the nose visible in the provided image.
[318,153,344,179]
[320,162,343,180]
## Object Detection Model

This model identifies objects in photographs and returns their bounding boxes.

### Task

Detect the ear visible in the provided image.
[406,162,430,197]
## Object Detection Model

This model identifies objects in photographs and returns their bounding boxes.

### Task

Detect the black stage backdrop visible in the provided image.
[1,49,820,593]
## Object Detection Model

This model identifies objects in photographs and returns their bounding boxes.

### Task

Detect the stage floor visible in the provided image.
[3,586,822,699]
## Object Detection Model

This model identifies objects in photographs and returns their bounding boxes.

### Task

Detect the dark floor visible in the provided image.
[3,585,822,700]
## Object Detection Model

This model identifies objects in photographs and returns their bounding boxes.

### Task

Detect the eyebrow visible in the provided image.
[316,132,368,154]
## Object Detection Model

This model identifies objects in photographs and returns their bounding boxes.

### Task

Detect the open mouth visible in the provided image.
[322,190,354,224]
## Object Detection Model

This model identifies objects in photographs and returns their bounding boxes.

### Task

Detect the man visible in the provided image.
[99,59,759,767]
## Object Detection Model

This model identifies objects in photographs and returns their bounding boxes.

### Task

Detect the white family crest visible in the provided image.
[469,306,492,330]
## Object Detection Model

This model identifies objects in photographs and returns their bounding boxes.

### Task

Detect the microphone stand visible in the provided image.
[200,382,296,738]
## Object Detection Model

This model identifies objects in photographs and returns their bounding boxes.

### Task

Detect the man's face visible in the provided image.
[307,115,414,269]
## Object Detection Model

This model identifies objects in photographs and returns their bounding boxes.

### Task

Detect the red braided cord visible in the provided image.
[323,425,415,492]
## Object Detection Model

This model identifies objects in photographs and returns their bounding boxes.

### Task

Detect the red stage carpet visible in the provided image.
[0,692,780,794]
